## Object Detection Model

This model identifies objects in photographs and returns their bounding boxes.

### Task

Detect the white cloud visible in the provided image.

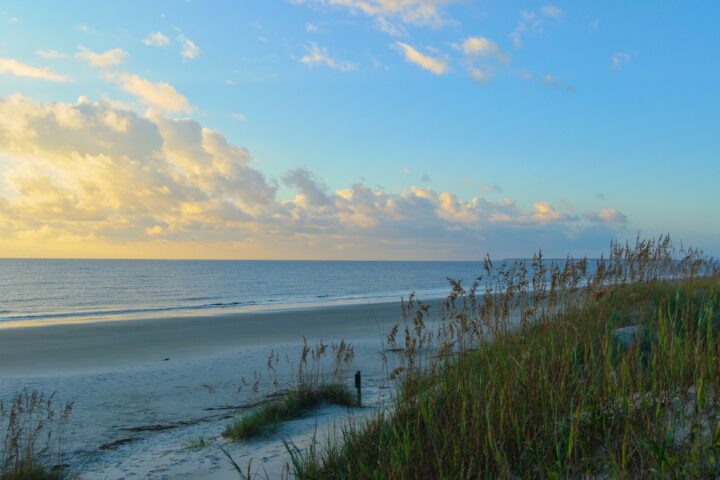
[306,23,318,32]
[375,16,406,36]
[458,37,509,63]
[36,49,66,59]
[294,0,451,27]
[395,42,448,75]
[0,58,68,82]
[231,112,248,122]
[509,6,561,49]
[469,66,491,84]
[541,5,563,18]
[611,52,631,70]
[118,73,192,114]
[300,43,357,71]
[143,32,170,47]
[541,74,557,86]
[75,45,128,68]
[178,35,200,60]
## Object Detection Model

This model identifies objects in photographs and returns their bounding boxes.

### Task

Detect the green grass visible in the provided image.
[0,466,71,480]
[182,436,210,451]
[224,383,356,441]
[288,278,720,479]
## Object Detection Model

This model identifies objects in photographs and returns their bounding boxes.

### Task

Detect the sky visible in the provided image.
[0,0,718,260]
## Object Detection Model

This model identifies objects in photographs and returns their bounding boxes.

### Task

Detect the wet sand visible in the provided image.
[0,299,447,376]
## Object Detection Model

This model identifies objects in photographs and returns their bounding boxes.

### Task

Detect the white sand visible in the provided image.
[0,299,443,479]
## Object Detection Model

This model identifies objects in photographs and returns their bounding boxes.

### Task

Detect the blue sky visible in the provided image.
[0,1,718,259]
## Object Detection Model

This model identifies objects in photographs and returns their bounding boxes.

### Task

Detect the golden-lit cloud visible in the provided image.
[178,35,200,60]
[459,37,509,63]
[395,42,448,74]
[117,74,192,113]
[143,32,170,47]
[0,58,68,82]
[300,43,357,71]
[36,49,67,59]
[293,0,451,27]
[584,208,627,224]
[75,45,128,68]
[0,94,626,259]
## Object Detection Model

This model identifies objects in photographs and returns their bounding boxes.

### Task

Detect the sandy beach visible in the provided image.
[0,299,443,479]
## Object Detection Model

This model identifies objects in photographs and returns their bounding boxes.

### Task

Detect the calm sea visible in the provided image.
[0,259,486,325]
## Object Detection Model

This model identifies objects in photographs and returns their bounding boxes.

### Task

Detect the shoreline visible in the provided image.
[0,292,447,330]
[0,296,444,376]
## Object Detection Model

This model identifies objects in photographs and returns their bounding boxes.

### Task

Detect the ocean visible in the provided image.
[0,259,485,325]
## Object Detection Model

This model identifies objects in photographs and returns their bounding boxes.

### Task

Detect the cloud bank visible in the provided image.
[0,95,626,259]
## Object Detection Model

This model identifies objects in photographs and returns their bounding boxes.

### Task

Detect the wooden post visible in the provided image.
[354,370,362,407]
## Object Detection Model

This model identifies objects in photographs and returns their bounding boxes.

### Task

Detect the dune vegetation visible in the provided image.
[0,391,74,480]
[224,340,357,441]
[281,236,720,479]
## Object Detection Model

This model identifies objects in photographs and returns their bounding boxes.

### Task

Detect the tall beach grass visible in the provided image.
[0,390,73,480]
[281,236,720,478]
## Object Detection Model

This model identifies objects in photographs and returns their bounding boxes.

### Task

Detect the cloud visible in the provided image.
[0,95,276,246]
[540,5,563,18]
[143,32,170,47]
[300,42,357,71]
[541,74,557,86]
[469,66,491,84]
[0,58,68,82]
[375,16,406,36]
[584,208,627,224]
[284,168,332,206]
[118,73,192,113]
[231,112,248,122]
[509,6,562,49]
[509,11,536,49]
[75,45,128,68]
[421,174,431,183]
[611,52,631,70]
[0,94,630,259]
[293,0,451,27]
[395,42,448,75]
[479,183,502,194]
[306,23,318,32]
[458,37,509,63]
[36,49,66,59]
[178,35,200,60]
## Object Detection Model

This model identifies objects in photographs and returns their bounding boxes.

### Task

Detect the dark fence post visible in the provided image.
[354,370,362,407]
